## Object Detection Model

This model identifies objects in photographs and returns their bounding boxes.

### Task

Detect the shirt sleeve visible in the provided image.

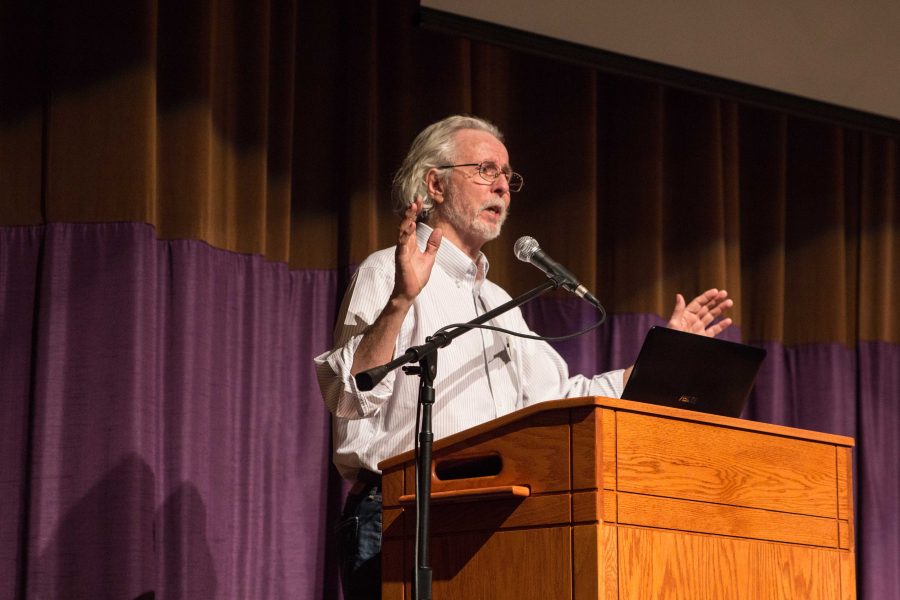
[512,317,625,404]
[313,264,401,419]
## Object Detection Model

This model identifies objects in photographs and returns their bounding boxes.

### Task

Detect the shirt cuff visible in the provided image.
[319,336,397,418]
[589,369,625,399]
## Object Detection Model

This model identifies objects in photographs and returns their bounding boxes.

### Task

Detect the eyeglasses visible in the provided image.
[436,161,524,192]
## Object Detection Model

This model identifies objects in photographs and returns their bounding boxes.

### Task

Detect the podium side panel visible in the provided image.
[617,492,839,547]
[602,524,619,599]
[429,527,571,599]
[572,525,600,599]
[602,408,617,490]
[382,535,406,600]
[841,550,857,600]
[837,446,855,552]
[571,407,600,491]
[425,411,572,496]
[617,412,838,517]
[617,527,843,599]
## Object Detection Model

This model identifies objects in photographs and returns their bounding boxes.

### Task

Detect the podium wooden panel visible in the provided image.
[379,397,855,599]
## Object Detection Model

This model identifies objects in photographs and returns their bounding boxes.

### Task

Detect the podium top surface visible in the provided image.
[378,396,854,472]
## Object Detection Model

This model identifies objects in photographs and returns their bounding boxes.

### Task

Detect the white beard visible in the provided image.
[439,187,508,243]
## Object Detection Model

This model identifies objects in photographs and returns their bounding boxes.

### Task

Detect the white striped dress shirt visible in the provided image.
[314,223,624,481]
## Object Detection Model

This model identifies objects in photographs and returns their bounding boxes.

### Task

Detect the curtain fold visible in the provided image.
[858,341,900,598]
[0,226,42,600]
[1,0,899,597]
[1,223,340,598]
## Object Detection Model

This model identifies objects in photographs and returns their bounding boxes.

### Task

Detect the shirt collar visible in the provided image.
[416,222,490,286]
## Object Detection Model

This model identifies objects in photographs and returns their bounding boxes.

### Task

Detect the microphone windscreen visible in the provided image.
[514,236,539,262]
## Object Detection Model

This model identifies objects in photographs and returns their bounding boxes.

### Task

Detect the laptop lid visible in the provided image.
[621,326,766,418]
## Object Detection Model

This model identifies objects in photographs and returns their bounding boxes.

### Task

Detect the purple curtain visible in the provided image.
[1,222,342,599]
[3,221,899,597]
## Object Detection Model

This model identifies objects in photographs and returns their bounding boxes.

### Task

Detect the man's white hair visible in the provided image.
[391,115,504,219]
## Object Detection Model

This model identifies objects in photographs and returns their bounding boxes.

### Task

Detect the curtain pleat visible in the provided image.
[859,135,900,342]
[0,227,42,600]
[1,0,899,597]
[1,223,339,598]
[858,342,900,599]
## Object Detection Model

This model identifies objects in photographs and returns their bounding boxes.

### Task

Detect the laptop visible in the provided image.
[621,326,766,418]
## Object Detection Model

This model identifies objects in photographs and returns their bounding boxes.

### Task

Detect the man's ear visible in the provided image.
[425,169,446,205]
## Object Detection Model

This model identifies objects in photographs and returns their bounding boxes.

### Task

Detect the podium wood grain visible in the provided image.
[379,397,855,599]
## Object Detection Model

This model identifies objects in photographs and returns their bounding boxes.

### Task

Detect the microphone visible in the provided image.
[514,236,601,308]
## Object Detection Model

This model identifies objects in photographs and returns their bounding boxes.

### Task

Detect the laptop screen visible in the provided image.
[621,326,766,418]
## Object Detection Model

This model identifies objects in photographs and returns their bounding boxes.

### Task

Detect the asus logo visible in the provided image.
[677,395,700,405]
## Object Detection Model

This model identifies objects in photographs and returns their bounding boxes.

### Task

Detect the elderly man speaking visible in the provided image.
[315,115,733,599]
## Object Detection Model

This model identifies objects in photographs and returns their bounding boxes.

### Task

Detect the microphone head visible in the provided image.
[514,236,540,262]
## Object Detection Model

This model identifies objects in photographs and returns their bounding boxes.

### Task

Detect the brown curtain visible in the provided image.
[3,0,897,344]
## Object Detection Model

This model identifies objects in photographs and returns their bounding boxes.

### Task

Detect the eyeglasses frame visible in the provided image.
[435,161,524,192]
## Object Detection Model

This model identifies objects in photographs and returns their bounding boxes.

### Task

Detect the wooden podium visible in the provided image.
[379,397,855,599]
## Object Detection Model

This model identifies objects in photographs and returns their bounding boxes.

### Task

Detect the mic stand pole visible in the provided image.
[355,277,561,600]
[404,348,436,600]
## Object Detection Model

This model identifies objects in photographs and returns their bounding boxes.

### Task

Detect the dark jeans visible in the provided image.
[336,484,382,600]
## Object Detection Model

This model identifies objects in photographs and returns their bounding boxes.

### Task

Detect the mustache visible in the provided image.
[480,197,508,216]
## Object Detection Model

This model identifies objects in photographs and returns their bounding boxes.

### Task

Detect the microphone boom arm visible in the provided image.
[354,277,559,391]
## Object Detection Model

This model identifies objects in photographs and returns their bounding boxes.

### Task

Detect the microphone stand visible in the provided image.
[355,277,561,600]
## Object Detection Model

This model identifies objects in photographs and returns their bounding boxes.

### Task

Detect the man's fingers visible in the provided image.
[424,228,442,255]
[398,198,424,244]
[397,220,415,251]
[706,298,733,318]
[667,294,687,329]
[689,290,730,313]
[704,317,733,337]
[687,288,721,311]
[699,298,733,329]
[669,288,734,336]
